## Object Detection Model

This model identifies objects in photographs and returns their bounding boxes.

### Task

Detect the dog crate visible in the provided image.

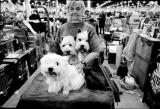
[26,48,38,76]
[27,34,46,63]
[3,58,28,91]
[104,32,112,42]
[3,27,29,51]
[132,34,160,90]
[2,50,31,90]
[132,55,151,90]
[135,34,160,62]
[13,27,28,38]
[0,38,16,55]
[0,63,15,106]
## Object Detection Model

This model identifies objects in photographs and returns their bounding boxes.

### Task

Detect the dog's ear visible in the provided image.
[74,35,77,40]
[39,56,43,65]
[61,36,64,40]
[78,29,81,33]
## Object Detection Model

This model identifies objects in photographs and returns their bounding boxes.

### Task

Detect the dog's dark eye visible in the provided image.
[69,44,72,46]
[56,62,59,66]
[78,39,81,41]
[62,45,65,47]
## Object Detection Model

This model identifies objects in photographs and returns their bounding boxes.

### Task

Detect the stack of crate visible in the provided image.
[27,33,46,62]
[0,47,38,106]
[131,34,160,109]
[0,64,15,106]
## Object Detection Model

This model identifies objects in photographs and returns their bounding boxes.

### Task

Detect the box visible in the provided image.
[28,33,46,47]
[108,53,116,64]
[132,34,160,90]
[132,55,150,90]
[108,43,117,64]
[3,50,31,90]
[104,32,112,42]
[108,42,122,66]
[136,34,160,62]
[0,38,16,55]
[153,28,160,38]
[0,64,15,106]
[3,27,29,43]
[26,48,38,75]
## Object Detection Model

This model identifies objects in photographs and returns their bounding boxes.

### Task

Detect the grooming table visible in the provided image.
[17,66,119,109]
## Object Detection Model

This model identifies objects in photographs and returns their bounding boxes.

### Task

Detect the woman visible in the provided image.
[84,10,91,23]
[50,0,106,90]
[52,0,103,68]
[99,11,106,34]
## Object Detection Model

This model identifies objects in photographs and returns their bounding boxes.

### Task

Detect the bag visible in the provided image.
[117,54,128,79]
[150,62,160,95]
[84,66,108,91]
[84,64,121,102]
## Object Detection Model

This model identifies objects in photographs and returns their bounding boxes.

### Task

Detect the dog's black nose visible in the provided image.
[66,51,70,54]
[81,45,84,48]
[48,67,53,72]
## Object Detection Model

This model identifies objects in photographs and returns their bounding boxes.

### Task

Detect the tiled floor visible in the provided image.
[2,60,149,109]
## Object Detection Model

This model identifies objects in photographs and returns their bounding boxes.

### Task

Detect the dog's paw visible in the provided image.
[54,89,60,94]
[48,87,53,93]
[48,87,59,94]
[62,90,69,95]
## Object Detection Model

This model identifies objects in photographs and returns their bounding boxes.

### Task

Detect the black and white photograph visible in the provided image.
[0,0,160,109]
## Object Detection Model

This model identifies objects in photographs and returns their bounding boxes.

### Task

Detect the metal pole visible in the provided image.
[55,0,59,18]
[137,1,140,12]
[24,0,32,20]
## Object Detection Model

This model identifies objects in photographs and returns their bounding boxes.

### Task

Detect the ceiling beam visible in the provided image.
[96,1,109,9]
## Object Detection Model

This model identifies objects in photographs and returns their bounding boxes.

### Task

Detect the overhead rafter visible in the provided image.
[95,0,120,9]
[96,1,110,9]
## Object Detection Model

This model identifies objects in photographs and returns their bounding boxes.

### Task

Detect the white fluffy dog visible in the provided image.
[76,30,90,62]
[60,35,79,66]
[40,53,85,95]
[60,35,77,56]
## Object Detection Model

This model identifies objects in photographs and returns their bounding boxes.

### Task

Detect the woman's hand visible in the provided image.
[77,62,85,69]
[76,62,85,74]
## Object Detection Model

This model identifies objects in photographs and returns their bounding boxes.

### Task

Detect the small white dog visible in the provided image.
[76,30,90,62]
[60,35,77,56]
[40,53,85,95]
[60,35,79,65]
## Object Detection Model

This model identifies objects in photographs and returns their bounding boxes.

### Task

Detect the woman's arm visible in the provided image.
[83,25,103,66]
[83,52,99,66]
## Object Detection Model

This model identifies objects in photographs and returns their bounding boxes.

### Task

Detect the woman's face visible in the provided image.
[68,3,84,23]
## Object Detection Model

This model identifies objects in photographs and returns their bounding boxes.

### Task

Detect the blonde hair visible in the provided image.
[67,0,85,10]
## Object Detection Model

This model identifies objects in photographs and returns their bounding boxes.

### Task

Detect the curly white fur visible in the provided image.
[60,35,77,56]
[75,30,90,62]
[75,31,90,51]
[40,53,85,95]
